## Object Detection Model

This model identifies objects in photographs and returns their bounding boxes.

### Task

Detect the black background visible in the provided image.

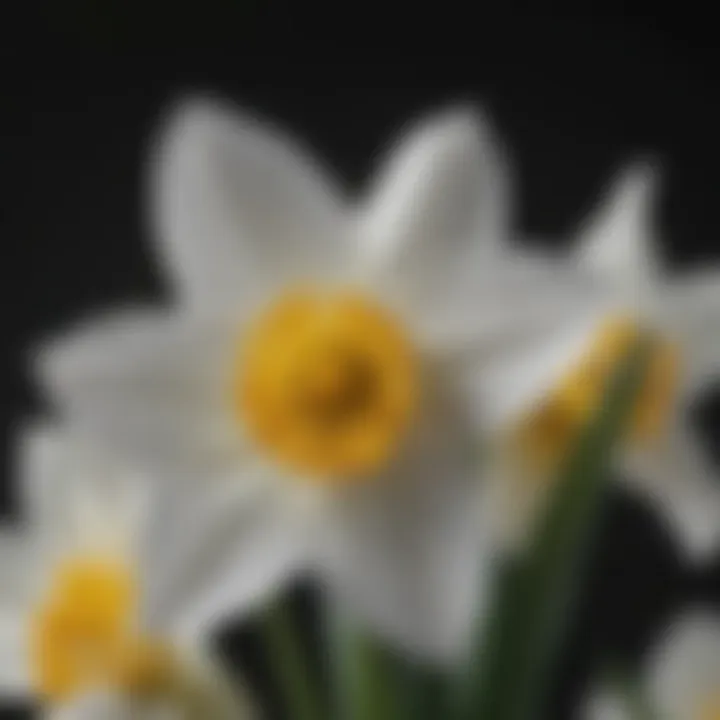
[2,13,720,719]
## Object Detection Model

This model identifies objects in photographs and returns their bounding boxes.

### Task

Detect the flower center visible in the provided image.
[30,556,174,704]
[513,315,680,476]
[236,288,419,480]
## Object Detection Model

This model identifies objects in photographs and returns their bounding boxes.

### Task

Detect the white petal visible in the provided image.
[13,423,145,571]
[574,162,663,302]
[359,107,512,315]
[0,606,30,698]
[150,97,346,311]
[317,406,494,662]
[661,267,720,396]
[416,240,621,432]
[624,426,720,563]
[51,690,189,720]
[646,608,720,716]
[454,309,606,433]
[15,422,69,541]
[0,526,35,698]
[35,309,242,482]
[0,526,36,605]
[49,689,139,720]
[580,688,632,720]
[139,465,310,638]
[409,248,613,356]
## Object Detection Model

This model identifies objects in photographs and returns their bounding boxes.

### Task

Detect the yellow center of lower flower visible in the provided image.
[236,288,419,480]
[514,315,680,476]
[30,556,174,703]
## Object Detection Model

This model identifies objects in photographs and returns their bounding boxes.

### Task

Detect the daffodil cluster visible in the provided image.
[1,97,718,719]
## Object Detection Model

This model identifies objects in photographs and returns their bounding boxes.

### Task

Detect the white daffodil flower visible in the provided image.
[0,425,254,719]
[490,164,720,560]
[584,608,720,720]
[36,98,607,661]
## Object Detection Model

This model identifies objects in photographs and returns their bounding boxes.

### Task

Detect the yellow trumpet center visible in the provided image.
[236,288,419,480]
[514,316,680,476]
[30,556,174,704]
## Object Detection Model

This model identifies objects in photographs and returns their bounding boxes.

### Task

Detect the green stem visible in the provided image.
[328,608,410,720]
[405,664,453,720]
[263,600,325,720]
[461,338,654,720]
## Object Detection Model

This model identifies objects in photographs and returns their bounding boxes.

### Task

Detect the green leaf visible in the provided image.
[461,338,655,720]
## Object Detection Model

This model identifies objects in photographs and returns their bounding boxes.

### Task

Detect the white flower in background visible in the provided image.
[490,164,720,560]
[0,426,254,719]
[584,609,720,720]
[36,98,607,661]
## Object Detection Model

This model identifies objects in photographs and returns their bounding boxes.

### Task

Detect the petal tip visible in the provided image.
[408,102,501,157]
[152,94,229,157]
[608,155,664,211]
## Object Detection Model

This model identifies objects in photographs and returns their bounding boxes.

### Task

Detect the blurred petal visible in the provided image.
[15,423,75,550]
[661,267,720,396]
[0,548,28,695]
[360,107,512,315]
[318,402,492,662]
[150,98,345,311]
[411,251,612,356]
[0,525,36,605]
[139,466,310,637]
[625,426,720,562]
[574,162,663,300]
[14,424,96,573]
[646,608,720,716]
[418,239,619,434]
[35,309,242,481]
[49,690,139,720]
[454,312,603,433]
[0,606,30,697]
[581,688,631,720]
[14,423,149,568]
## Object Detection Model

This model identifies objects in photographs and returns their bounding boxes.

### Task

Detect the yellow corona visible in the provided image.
[236,288,419,479]
[30,556,173,703]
